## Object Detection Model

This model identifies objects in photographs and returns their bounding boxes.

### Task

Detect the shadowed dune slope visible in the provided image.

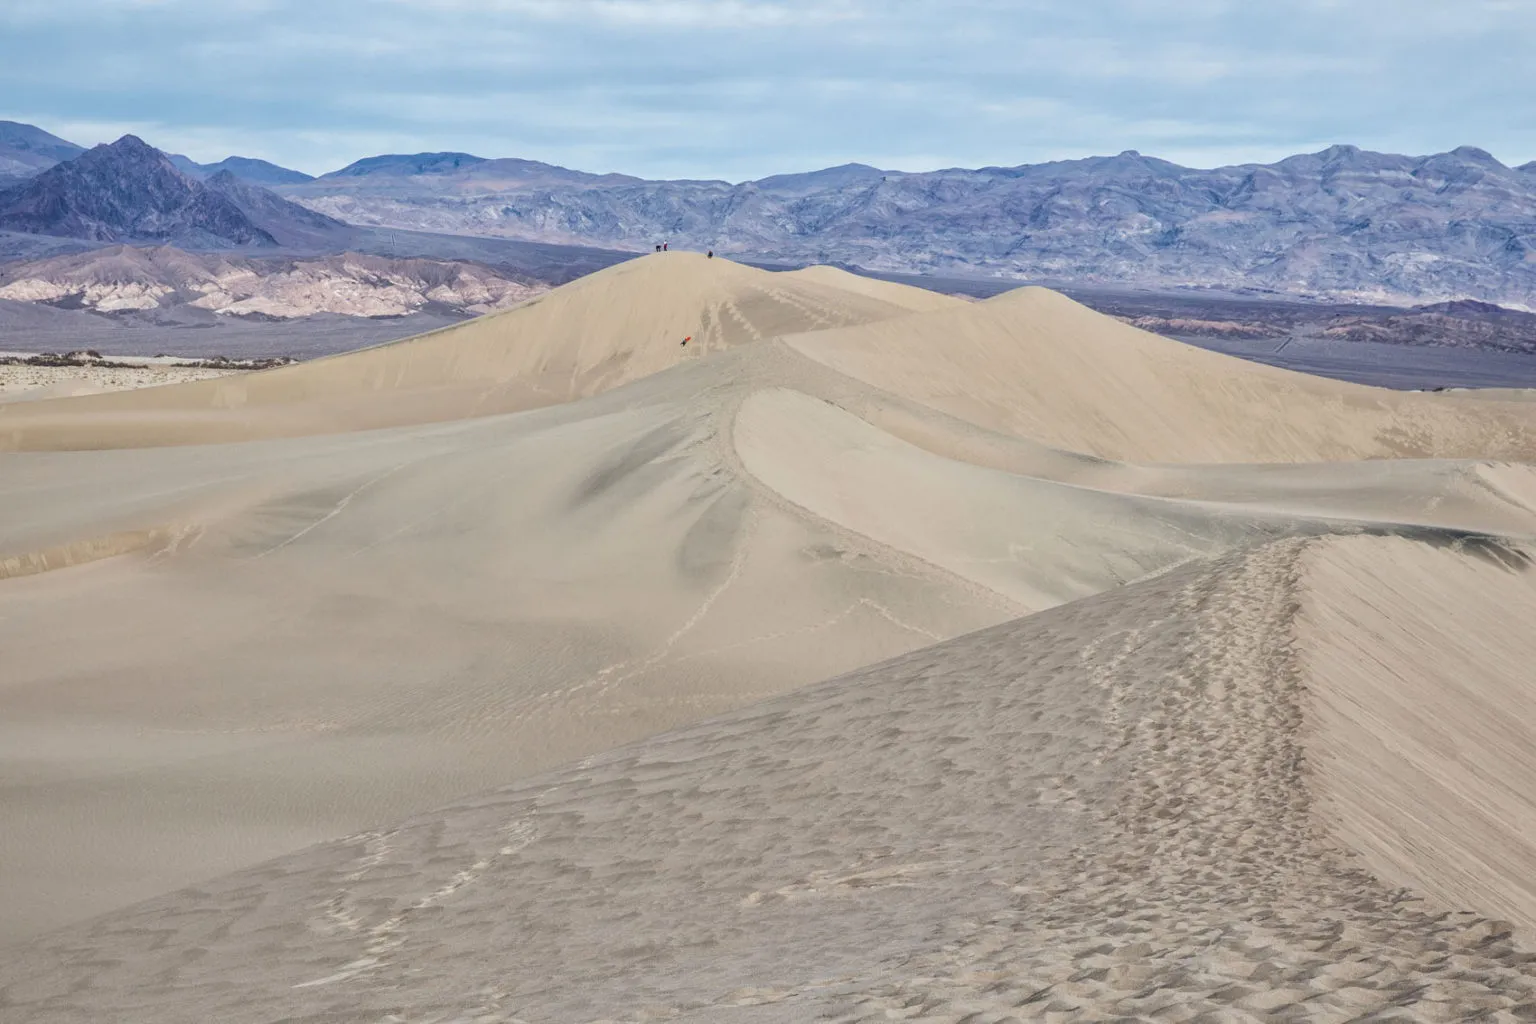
[0,253,926,451]
[9,538,1536,1022]
[784,285,1536,463]
[1300,534,1536,934]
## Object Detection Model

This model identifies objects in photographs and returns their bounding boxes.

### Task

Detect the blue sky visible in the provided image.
[2,0,1534,179]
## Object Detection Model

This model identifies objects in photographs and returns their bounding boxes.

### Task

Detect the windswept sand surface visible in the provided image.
[9,539,1536,1023]
[3,253,1536,1021]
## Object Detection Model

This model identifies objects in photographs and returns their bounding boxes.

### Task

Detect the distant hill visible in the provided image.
[169,153,314,186]
[752,162,889,193]
[0,121,84,182]
[313,152,642,189]
[322,152,489,177]
[0,135,347,249]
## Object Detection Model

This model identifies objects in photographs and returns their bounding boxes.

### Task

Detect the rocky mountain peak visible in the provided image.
[1447,145,1504,168]
[0,135,276,246]
[0,136,355,250]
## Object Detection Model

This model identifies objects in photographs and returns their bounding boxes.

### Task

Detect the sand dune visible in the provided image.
[8,537,1536,1023]
[4,253,1536,1021]
[0,359,1019,939]
[785,285,1536,462]
[779,263,969,312]
[0,253,925,450]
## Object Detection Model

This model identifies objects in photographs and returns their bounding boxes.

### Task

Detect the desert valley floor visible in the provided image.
[4,253,1536,1022]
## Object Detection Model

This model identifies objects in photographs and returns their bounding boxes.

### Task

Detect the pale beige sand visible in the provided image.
[778,264,970,312]
[3,252,1536,1015]
[5,338,1531,941]
[735,387,1536,609]
[0,362,1012,940]
[8,538,1536,1023]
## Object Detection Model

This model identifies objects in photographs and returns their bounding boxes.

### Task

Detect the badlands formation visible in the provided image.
[4,253,1536,1021]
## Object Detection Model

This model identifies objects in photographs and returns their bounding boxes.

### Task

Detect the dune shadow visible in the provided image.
[1352,523,1533,573]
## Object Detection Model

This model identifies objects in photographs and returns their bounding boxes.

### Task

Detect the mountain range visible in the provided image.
[5,120,1536,305]
[0,135,349,248]
[279,145,1536,307]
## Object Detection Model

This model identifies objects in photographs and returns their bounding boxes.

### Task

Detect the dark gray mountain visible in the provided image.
[169,153,314,185]
[281,143,1536,306]
[0,136,347,249]
[0,136,275,246]
[0,121,85,182]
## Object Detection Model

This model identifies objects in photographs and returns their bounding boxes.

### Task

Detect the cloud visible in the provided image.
[2,0,1535,177]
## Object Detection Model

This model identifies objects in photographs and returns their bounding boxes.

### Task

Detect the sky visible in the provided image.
[2,0,1535,180]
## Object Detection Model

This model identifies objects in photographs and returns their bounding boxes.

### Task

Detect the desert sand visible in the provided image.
[2,253,1536,1021]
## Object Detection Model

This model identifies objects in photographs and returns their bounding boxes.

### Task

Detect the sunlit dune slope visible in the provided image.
[784,285,1536,463]
[0,253,924,451]
[10,537,1536,1022]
